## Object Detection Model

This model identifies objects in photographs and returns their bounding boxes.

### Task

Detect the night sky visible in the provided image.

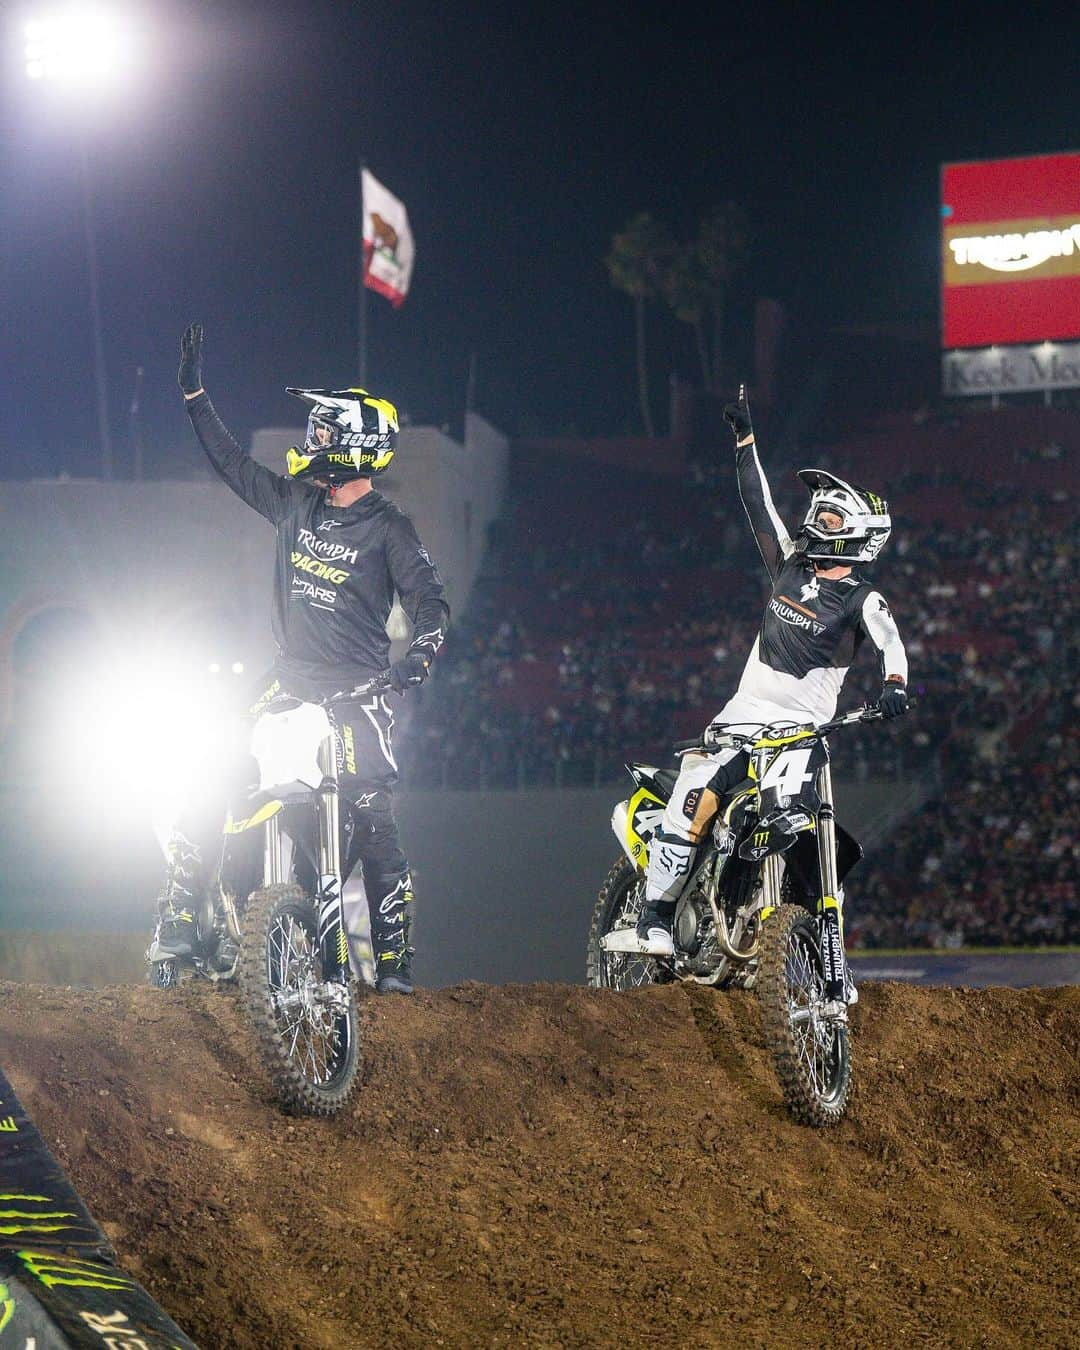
[0,1,1074,477]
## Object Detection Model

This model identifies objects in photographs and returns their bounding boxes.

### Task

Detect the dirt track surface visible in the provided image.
[0,979,1077,1349]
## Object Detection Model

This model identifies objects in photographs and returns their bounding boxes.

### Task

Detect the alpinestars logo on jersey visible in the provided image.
[770,597,826,636]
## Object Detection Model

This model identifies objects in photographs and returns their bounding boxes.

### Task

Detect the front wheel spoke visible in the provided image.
[275,1011,305,1040]
[288,1018,304,1060]
[789,931,832,1099]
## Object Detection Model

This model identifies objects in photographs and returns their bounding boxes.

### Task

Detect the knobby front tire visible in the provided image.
[757,903,852,1127]
[240,883,360,1117]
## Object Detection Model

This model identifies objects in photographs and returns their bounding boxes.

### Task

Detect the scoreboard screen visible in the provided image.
[942,153,1080,349]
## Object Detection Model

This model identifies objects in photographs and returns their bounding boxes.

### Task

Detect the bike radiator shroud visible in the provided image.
[611,760,862,905]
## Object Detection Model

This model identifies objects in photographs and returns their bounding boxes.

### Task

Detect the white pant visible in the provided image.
[659,692,805,840]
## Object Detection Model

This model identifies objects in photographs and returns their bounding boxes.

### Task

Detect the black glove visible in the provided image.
[389,652,430,694]
[178,323,204,396]
[879,681,909,719]
[722,383,753,441]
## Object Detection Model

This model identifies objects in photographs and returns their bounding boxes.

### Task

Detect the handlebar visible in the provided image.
[329,670,393,702]
[258,671,394,717]
[673,701,898,756]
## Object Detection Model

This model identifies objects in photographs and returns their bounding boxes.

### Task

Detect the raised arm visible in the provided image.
[723,385,795,578]
[179,324,305,525]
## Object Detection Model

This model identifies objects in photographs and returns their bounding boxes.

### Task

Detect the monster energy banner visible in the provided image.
[0,1067,197,1348]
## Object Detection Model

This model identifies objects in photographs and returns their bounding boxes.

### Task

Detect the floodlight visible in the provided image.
[53,647,245,828]
[23,6,137,86]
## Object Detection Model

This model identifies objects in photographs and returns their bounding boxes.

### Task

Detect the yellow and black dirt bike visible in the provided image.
[587,705,884,1127]
[146,673,392,1116]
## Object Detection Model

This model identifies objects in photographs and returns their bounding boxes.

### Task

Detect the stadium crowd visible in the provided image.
[400,439,1076,947]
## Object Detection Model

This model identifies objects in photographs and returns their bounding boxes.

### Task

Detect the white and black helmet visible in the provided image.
[284,387,399,483]
[797,468,891,565]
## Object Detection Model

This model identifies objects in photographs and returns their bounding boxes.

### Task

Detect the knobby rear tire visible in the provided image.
[239,883,360,1117]
[757,903,852,1127]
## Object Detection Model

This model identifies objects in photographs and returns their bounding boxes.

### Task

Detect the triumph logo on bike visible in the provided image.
[770,597,825,636]
[822,915,845,988]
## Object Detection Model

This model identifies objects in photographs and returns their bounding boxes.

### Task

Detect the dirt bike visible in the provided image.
[586,706,883,1127]
[145,672,392,1116]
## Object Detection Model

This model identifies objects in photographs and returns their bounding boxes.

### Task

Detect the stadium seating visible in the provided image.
[403,415,1076,947]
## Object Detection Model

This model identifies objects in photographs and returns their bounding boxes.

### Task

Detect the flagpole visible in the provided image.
[357,158,368,386]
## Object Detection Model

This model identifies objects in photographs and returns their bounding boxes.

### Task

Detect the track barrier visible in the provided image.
[0,1067,197,1348]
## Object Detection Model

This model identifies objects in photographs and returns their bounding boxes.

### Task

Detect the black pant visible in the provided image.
[256,676,413,963]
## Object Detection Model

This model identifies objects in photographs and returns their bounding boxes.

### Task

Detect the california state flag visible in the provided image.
[362,168,415,308]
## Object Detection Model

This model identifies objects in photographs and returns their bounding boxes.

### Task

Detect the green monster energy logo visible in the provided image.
[0,1281,14,1333]
[17,1249,135,1292]
[0,1194,80,1237]
[0,1116,16,1133]
[754,830,768,847]
[834,538,844,553]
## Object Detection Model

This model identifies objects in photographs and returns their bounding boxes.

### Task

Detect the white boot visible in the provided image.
[645,831,696,906]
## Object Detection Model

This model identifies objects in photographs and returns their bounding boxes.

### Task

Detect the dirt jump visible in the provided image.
[0,978,1076,1348]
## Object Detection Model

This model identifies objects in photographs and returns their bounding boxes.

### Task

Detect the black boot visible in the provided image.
[151,835,203,959]
[371,876,415,995]
[375,947,414,996]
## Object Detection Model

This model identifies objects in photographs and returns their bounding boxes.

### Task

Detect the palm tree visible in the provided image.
[660,243,711,391]
[605,213,673,436]
[697,202,750,391]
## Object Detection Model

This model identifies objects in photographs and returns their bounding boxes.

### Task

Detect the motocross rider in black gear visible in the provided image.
[635,388,909,1005]
[151,325,449,995]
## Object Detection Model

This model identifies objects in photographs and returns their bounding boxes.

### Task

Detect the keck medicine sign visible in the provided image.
[942,153,1080,395]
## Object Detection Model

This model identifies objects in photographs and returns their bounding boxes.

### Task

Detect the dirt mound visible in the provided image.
[0,979,1076,1348]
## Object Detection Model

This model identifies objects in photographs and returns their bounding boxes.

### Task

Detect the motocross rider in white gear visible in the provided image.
[635,389,909,1007]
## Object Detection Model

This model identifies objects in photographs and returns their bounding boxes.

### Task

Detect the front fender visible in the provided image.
[224,799,284,834]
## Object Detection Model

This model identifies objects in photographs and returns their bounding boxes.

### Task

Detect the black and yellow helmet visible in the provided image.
[284,387,399,483]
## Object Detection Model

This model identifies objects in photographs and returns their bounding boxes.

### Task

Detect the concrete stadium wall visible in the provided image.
[0,417,508,728]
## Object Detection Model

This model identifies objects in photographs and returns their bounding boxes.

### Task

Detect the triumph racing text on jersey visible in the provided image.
[734,438,907,724]
[186,393,449,691]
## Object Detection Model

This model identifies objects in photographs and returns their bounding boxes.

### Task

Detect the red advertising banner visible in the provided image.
[941,153,1080,348]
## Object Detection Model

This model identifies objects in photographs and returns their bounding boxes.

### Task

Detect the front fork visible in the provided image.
[814,760,847,1001]
[262,730,349,983]
[315,731,350,983]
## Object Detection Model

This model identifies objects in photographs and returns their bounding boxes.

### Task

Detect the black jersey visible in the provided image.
[187,393,448,692]
[760,556,875,676]
[732,435,907,723]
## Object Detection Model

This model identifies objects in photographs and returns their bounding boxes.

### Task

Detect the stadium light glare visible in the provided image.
[22,6,138,87]
[53,647,245,830]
